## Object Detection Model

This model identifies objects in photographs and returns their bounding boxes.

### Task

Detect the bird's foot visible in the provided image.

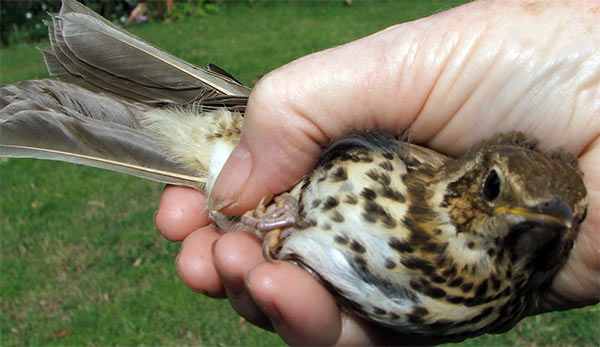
[240,193,299,261]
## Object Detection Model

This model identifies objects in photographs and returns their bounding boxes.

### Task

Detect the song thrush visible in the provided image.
[0,0,588,340]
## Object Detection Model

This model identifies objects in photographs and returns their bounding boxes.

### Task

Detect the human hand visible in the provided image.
[155,0,599,344]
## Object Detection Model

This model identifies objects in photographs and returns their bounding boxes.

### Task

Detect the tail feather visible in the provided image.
[0,80,206,188]
[45,0,250,107]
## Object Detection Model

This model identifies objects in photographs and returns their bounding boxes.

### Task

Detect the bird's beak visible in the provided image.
[495,197,573,229]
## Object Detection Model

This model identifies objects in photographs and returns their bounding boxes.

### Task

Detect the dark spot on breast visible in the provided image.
[366,169,380,181]
[475,280,488,297]
[390,313,400,320]
[300,176,311,190]
[409,279,422,291]
[322,196,339,210]
[464,297,480,307]
[361,188,377,201]
[338,153,352,162]
[381,213,397,228]
[331,211,344,223]
[407,221,432,245]
[294,220,312,230]
[381,186,405,202]
[447,295,465,304]
[363,201,397,228]
[461,282,474,293]
[311,199,321,209]
[423,286,446,298]
[480,306,494,318]
[379,172,391,185]
[384,258,397,269]
[412,306,429,316]
[373,307,387,315]
[348,253,417,304]
[350,240,366,254]
[442,266,457,278]
[345,194,358,204]
[435,255,450,267]
[421,242,442,253]
[401,257,435,275]
[487,248,496,257]
[361,155,374,163]
[382,152,394,160]
[491,276,501,291]
[448,277,464,287]
[331,166,348,181]
[353,255,368,271]
[467,241,475,249]
[362,210,377,223]
[334,234,349,245]
[321,223,332,230]
[431,275,446,284]
[407,314,424,324]
[388,237,414,253]
[379,160,394,171]
[483,294,497,304]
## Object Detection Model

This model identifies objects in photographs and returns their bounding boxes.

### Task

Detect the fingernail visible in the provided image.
[208,144,252,211]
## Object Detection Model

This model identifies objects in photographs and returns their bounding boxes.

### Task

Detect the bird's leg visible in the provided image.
[240,193,299,261]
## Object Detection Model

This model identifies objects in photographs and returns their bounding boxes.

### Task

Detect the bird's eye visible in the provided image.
[483,169,501,201]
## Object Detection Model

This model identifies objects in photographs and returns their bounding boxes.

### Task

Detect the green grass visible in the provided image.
[1,1,598,346]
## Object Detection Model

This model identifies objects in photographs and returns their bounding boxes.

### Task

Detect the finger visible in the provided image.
[176,225,224,297]
[245,261,342,345]
[212,232,273,330]
[155,185,209,241]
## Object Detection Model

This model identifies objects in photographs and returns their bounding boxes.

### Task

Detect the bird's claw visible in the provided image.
[240,193,299,260]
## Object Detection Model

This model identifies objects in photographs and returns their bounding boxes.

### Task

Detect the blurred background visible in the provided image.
[1,0,598,345]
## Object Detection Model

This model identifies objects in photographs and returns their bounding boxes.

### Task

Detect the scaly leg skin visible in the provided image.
[240,193,299,261]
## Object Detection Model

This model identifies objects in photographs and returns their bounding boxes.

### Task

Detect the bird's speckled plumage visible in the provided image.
[0,0,588,340]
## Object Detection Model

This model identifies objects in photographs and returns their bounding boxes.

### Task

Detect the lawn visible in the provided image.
[1,1,598,346]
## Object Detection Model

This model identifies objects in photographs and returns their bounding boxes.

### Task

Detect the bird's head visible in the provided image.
[440,133,588,291]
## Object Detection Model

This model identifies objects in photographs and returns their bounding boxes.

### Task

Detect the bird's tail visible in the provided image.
[0,0,249,191]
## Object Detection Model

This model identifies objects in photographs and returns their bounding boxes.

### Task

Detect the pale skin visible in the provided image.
[155,0,599,345]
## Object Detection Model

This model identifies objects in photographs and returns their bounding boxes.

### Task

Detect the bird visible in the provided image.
[0,0,588,340]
